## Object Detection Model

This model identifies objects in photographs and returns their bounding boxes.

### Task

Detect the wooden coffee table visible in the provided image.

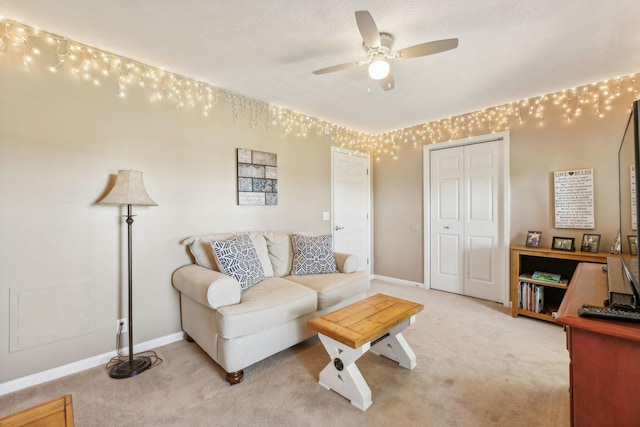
[307,293,424,411]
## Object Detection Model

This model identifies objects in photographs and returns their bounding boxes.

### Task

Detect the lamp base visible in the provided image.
[109,356,152,379]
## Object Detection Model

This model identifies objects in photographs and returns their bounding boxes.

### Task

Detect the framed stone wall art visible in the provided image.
[237,148,278,205]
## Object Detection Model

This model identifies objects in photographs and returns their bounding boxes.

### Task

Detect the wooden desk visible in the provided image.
[307,294,424,411]
[555,263,640,427]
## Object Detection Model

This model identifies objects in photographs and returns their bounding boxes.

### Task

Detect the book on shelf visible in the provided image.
[531,271,562,283]
[518,281,545,313]
[535,285,544,313]
[519,273,568,286]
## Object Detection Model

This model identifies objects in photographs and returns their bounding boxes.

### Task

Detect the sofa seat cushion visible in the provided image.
[285,271,370,310]
[215,277,317,339]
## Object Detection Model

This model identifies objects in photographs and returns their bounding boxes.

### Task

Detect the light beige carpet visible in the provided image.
[0,280,570,426]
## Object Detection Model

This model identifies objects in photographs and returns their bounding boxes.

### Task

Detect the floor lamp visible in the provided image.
[99,170,157,379]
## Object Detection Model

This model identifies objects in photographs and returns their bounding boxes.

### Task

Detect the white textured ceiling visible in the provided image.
[1,0,639,134]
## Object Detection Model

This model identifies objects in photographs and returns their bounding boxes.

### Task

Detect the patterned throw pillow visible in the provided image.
[291,234,338,275]
[210,233,265,291]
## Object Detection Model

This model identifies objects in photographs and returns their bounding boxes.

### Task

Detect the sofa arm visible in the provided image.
[172,264,242,309]
[333,252,359,273]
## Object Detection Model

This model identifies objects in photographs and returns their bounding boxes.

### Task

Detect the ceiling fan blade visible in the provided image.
[355,10,380,48]
[379,72,394,91]
[396,38,459,59]
[312,61,360,75]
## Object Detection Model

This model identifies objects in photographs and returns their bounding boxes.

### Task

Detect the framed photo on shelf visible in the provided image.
[628,235,638,256]
[525,231,541,248]
[552,236,575,252]
[580,233,601,253]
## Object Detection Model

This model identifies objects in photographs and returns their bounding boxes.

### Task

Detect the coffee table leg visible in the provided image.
[370,316,417,370]
[317,334,372,411]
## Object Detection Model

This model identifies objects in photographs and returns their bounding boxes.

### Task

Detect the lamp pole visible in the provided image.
[109,204,152,378]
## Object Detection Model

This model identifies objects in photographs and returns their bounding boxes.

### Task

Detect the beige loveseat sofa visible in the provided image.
[172,231,370,384]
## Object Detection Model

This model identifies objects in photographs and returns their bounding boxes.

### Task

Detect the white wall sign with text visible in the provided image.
[554,168,594,229]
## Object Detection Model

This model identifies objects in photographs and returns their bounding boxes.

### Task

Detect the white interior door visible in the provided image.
[430,147,464,294]
[427,135,507,303]
[463,141,503,301]
[332,147,371,274]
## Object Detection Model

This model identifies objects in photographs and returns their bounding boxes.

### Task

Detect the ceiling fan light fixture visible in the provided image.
[368,59,389,80]
[312,11,459,92]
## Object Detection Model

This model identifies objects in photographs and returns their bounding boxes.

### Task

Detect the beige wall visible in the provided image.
[372,149,424,282]
[0,58,335,382]
[1,29,638,385]
[374,92,635,284]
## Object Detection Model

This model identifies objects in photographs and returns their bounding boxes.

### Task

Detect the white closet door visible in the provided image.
[430,147,464,294]
[463,141,503,302]
[429,140,504,302]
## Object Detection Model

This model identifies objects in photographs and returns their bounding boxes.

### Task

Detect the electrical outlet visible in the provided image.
[116,318,128,334]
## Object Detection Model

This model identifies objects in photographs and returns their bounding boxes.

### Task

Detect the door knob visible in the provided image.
[335,226,344,231]
[444,226,450,229]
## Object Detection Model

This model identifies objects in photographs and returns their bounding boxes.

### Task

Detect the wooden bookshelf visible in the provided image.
[510,245,610,322]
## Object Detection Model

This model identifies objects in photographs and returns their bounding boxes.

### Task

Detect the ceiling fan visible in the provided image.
[312,10,459,91]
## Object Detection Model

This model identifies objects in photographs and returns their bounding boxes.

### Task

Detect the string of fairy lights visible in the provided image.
[1,17,639,160]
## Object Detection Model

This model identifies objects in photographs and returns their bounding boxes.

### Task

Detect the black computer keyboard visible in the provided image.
[578,304,640,322]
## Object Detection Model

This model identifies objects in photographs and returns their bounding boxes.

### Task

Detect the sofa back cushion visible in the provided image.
[264,231,312,277]
[184,231,274,277]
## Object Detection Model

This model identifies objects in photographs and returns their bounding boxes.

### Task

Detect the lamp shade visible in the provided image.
[99,170,157,206]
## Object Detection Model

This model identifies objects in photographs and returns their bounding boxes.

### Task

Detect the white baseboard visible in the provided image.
[0,332,184,396]
[373,275,424,289]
